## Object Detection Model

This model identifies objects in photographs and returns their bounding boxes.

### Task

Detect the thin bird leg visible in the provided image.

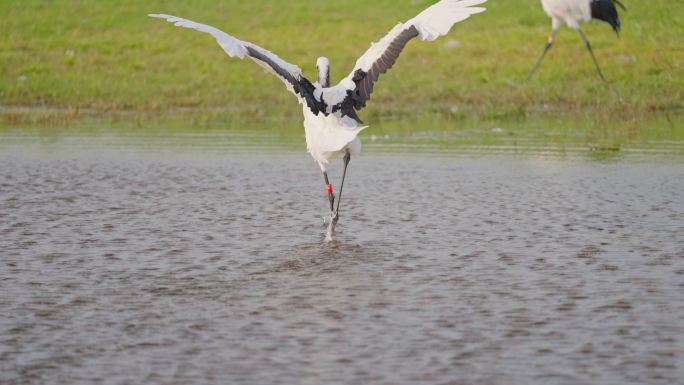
[323,172,335,214]
[577,28,606,81]
[332,149,352,224]
[526,31,557,81]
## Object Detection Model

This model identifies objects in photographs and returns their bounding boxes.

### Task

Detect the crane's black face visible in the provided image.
[316,57,330,88]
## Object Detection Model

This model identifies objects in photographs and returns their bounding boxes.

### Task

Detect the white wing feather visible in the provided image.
[344,0,486,80]
[408,0,487,41]
[149,14,306,97]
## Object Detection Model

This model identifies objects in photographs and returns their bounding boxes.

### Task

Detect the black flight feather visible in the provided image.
[245,46,326,116]
[332,25,420,124]
[590,0,626,34]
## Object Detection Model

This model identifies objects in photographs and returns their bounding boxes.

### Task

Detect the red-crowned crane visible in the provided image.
[150,0,487,240]
[527,0,626,81]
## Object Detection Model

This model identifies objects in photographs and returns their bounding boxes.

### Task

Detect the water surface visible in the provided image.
[1,130,683,384]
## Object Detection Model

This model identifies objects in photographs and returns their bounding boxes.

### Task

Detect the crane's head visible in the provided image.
[316,57,330,88]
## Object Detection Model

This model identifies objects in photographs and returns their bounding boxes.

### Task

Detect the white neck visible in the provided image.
[318,65,330,87]
[316,58,331,87]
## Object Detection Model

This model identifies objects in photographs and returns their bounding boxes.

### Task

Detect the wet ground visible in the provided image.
[1,131,683,384]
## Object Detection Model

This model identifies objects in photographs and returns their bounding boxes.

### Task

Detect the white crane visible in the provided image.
[527,0,626,80]
[150,0,487,240]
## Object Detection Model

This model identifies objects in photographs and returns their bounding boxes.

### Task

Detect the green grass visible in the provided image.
[1,0,683,128]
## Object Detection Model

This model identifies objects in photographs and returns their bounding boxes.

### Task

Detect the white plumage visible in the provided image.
[541,0,592,30]
[409,0,489,41]
[150,0,487,238]
[148,14,306,98]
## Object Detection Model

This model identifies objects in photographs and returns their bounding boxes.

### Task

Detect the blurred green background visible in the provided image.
[0,0,682,130]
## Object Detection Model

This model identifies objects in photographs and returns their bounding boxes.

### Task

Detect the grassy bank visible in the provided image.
[1,0,683,128]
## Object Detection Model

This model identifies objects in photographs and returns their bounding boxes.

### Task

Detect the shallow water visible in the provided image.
[1,131,683,385]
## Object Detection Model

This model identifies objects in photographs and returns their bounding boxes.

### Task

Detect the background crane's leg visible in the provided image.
[578,28,606,81]
[526,30,558,81]
[333,149,351,225]
[323,172,335,214]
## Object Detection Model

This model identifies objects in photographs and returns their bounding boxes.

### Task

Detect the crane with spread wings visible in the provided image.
[150,0,487,240]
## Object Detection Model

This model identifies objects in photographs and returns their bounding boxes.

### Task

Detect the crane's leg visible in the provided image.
[526,30,558,81]
[323,171,335,214]
[577,28,606,81]
[332,149,351,225]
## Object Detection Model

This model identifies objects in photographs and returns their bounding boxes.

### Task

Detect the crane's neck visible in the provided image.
[316,57,330,88]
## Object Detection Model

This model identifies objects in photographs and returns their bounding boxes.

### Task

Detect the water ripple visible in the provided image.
[1,136,683,385]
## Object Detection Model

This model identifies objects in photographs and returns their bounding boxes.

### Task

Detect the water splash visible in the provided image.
[324,211,338,242]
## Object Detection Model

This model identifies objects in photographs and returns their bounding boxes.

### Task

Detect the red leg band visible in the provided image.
[326,184,333,194]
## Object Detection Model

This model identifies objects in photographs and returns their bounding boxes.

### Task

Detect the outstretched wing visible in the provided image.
[328,0,487,123]
[149,14,325,115]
